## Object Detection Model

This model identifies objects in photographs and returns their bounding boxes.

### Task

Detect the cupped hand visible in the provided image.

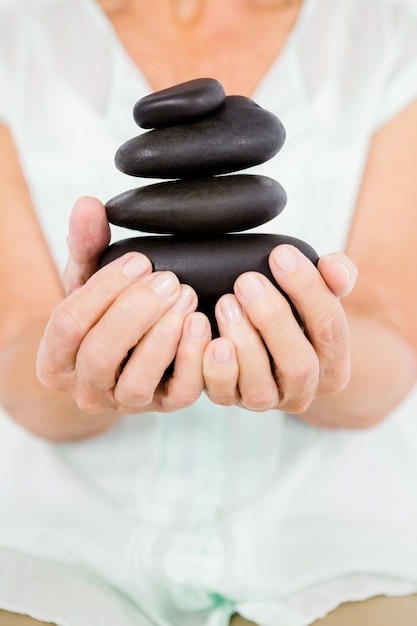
[37,197,212,415]
[203,245,357,413]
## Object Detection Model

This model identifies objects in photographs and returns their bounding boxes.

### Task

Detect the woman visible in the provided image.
[0,0,417,624]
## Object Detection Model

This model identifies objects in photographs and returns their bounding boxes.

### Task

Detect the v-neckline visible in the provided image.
[83,0,316,104]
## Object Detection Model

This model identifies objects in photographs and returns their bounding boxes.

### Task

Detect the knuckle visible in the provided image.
[295,357,319,390]
[241,385,279,411]
[281,351,319,389]
[206,392,237,407]
[116,289,141,317]
[252,297,291,331]
[116,280,157,318]
[88,366,112,389]
[320,359,351,395]
[276,352,319,412]
[77,337,110,377]
[36,365,64,390]
[173,386,201,407]
[35,349,55,385]
[90,276,120,302]
[115,374,154,408]
[285,393,315,414]
[164,387,202,411]
[151,319,182,346]
[49,304,84,345]
[36,346,71,391]
[37,367,65,391]
[74,392,108,414]
[311,306,347,349]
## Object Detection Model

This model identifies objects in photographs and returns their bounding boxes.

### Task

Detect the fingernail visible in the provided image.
[122,254,149,279]
[189,313,208,339]
[150,272,179,297]
[173,286,195,311]
[214,345,233,364]
[333,259,352,282]
[220,296,243,322]
[236,274,265,301]
[272,246,297,273]
[331,256,358,283]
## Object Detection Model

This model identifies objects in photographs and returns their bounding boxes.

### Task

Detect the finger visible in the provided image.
[317,252,358,298]
[37,254,153,388]
[162,312,212,411]
[203,337,239,406]
[233,270,320,412]
[268,245,350,395]
[63,196,111,294]
[215,295,279,411]
[73,272,182,412]
[113,285,200,409]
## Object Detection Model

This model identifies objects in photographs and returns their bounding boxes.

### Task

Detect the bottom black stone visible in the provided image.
[99,233,319,334]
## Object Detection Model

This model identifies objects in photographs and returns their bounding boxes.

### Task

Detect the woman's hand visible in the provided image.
[203,244,357,415]
[37,197,212,416]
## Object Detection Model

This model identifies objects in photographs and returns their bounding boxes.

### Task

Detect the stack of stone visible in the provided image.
[100,78,318,329]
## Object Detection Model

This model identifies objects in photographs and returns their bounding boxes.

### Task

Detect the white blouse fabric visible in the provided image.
[0,1,417,625]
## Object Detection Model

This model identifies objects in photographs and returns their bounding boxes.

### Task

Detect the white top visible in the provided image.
[1,1,417,625]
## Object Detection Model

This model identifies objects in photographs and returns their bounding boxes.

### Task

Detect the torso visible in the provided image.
[98,0,303,96]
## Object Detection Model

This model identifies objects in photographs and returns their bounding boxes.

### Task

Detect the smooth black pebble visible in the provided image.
[99,233,318,302]
[105,175,287,234]
[115,96,286,179]
[133,77,226,129]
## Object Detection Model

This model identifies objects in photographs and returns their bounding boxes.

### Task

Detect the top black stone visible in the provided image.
[133,78,226,129]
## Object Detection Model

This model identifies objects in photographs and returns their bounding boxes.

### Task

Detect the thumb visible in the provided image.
[63,196,111,294]
[317,252,358,298]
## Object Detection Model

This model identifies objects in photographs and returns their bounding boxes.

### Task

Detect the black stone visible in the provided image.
[115,96,286,179]
[99,233,318,329]
[105,175,287,234]
[133,78,226,129]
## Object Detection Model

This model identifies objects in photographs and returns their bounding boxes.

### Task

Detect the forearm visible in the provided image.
[302,310,417,429]
[0,318,121,441]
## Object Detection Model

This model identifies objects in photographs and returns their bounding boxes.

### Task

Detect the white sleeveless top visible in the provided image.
[1,1,417,625]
